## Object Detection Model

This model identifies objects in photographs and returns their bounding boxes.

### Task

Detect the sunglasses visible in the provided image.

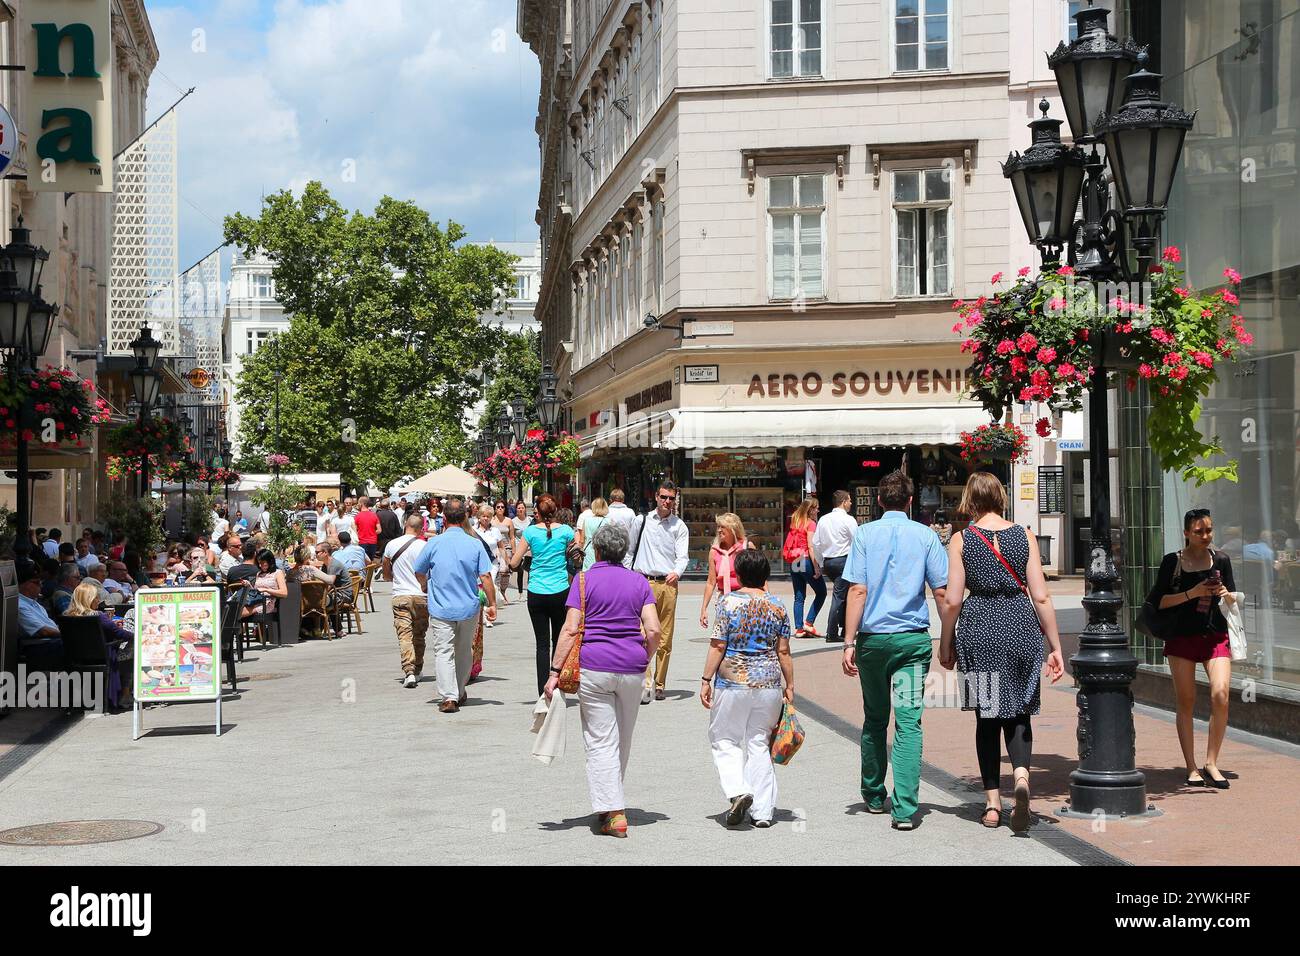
[658,494,677,501]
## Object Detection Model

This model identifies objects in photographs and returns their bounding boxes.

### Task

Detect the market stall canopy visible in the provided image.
[661,407,991,450]
[400,465,479,497]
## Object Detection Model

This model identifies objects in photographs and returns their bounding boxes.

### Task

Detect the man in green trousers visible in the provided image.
[841,471,948,830]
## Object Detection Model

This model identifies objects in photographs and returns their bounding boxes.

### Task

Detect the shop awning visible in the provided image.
[661,406,990,450]
[578,411,676,459]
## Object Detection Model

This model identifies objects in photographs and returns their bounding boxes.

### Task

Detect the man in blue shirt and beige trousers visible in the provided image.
[842,471,948,830]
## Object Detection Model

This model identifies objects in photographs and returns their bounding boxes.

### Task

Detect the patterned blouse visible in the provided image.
[711,591,790,690]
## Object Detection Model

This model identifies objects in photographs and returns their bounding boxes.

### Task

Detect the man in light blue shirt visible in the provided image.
[17,566,61,641]
[842,470,948,830]
[411,498,497,712]
[334,532,368,572]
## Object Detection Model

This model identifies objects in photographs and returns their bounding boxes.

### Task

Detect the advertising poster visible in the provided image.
[133,587,221,702]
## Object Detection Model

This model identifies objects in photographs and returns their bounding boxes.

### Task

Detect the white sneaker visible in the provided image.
[403,673,417,688]
[640,687,652,705]
[484,620,495,629]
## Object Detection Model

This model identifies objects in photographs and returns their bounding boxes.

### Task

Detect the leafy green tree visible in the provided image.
[224,182,518,480]
[251,478,308,554]
[478,329,542,435]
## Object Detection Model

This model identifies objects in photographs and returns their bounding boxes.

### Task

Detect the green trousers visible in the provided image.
[855,630,932,822]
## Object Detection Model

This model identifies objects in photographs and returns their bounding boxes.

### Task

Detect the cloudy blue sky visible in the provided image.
[143,0,542,270]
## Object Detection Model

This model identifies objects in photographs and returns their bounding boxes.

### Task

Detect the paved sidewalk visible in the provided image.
[0,583,1073,865]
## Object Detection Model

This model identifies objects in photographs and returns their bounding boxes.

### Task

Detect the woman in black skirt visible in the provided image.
[939,473,1065,832]
[1145,508,1237,789]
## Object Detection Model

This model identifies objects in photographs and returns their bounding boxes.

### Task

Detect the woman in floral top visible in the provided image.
[700,549,795,829]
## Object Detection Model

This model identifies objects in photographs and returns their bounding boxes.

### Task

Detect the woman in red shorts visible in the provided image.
[1147,508,1237,789]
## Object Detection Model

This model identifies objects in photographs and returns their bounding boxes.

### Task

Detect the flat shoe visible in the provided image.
[981,806,1002,828]
[726,794,753,827]
[1010,778,1031,832]
[438,699,459,713]
[1203,766,1229,789]
[600,812,628,838]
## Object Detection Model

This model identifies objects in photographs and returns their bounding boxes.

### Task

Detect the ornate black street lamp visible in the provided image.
[220,438,233,504]
[537,363,560,493]
[1005,3,1193,820]
[1,218,58,564]
[179,412,193,537]
[511,397,529,501]
[495,411,512,502]
[129,326,163,497]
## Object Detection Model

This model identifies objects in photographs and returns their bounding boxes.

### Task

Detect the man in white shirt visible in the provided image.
[213,508,230,539]
[42,528,62,559]
[625,480,690,704]
[605,488,637,532]
[811,489,859,645]
[218,534,243,575]
[383,513,429,688]
[74,539,100,575]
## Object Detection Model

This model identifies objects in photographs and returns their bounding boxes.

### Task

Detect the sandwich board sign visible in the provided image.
[132,586,223,739]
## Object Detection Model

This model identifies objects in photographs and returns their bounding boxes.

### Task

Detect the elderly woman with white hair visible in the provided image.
[545,522,662,839]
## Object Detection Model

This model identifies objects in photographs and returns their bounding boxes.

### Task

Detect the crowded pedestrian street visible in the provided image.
[0,577,1079,866]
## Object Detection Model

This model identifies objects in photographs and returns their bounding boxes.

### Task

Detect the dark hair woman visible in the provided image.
[240,548,288,621]
[509,493,577,693]
[1145,508,1237,789]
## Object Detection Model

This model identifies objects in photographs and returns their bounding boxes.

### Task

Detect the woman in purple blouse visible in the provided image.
[545,522,661,839]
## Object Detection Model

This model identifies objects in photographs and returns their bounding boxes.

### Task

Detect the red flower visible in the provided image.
[1016,332,1038,353]
[1055,362,1077,379]
[1036,347,1057,364]
[1009,356,1028,375]
[1162,245,1182,263]
[1056,265,1075,276]
[1138,363,1157,379]
[1169,365,1189,381]
[1035,418,1052,438]
[1017,266,1031,277]
[1163,352,1183,366]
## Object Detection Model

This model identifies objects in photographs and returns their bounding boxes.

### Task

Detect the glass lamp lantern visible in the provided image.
[1047,2,1141,143]
[1002,101,1087,260]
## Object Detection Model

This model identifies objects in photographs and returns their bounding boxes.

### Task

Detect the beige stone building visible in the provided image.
[0,0,158,534]
[520,1,1089,574]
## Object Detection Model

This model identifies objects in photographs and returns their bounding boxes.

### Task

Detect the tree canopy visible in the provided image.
[224,182,518,485]
[478,328,542,436]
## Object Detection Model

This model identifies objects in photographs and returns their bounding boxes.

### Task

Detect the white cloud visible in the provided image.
[147,0,541,267]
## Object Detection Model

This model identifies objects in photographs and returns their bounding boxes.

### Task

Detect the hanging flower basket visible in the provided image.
[959,423,1030,466]
[546,432,581,475]
[266,453,291,470]
[953,253,1250,485]
[106,417,186,459]
[0,366,111,450]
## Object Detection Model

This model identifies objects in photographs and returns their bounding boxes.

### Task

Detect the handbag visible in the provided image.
[556,572,586,694]
[769,702,805,765]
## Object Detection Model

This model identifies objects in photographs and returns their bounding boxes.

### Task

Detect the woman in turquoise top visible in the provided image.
[509,494,578,694]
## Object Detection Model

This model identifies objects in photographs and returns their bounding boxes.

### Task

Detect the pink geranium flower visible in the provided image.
[1017,332,1038,353]
[990,272,1003,285]
[1223,267,1242,284]
[1162,246,1182,263]
[1017,266,1031,277]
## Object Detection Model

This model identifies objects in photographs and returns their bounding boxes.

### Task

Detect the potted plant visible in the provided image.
[959,422,1031,466]
[954,250,1250,484]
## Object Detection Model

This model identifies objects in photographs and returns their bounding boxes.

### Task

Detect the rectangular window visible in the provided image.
[771,0,822,78]
[252,274,273,299]
[246,329,274,354]
[514,274,528,300]
[646,12,661,118]
[892,168,953,297]
[622,234,633,340]
[632,220,644,327]
[1067,0,1084,42]
[895,0,948,72]
[767,174,825,300]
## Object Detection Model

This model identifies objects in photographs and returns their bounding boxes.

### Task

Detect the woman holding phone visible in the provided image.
[1146,508,1237,789]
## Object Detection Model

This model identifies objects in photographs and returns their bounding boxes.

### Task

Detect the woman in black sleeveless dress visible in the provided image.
[939,473,1065,832]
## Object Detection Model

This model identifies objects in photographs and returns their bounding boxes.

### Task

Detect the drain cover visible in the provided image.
[238,673,290,682]
[0,820,163,846]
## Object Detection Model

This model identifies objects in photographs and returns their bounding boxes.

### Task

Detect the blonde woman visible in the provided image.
[783,498,826,637]
[576,497,610,571]
[938,473,1065,832]
[699,513,752,629]
[65,582,134,709]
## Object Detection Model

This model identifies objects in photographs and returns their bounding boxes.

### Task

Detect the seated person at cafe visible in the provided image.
[75,538,100,574]
[334,532,368,572]
[218,533,243,575]
[104,561,136,600]
[51,564,83,615]
[42,527,61,559]
[86,562,117,607]
[184,546,219,585]
[17,564,62,641]
[225,541,259,589]
[39,557,63,602]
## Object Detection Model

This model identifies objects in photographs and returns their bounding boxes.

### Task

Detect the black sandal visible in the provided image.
[980,806,1002,828]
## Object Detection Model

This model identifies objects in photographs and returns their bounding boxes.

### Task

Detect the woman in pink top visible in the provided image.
[784,498,826,637]
[699,513,752,629]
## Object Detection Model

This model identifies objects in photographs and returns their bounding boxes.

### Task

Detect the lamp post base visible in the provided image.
[1056,803,1161,822]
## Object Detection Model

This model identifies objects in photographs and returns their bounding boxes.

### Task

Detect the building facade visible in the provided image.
[520,0,1107,575]
[1113,0,1300,730]
[222,250,290,457]
[0,0,159,533]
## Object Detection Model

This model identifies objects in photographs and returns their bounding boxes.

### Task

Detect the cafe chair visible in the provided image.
[218,595,239,689]
[331,581,363,637]
[57,615,120,715]
[358,563,380,613]
[300,580,330,640]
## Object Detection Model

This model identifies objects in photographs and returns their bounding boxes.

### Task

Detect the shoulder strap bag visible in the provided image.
[628,513,649,571]
[556,572,585,694]
[968,526,1030,596]
[1135,551,1185,641]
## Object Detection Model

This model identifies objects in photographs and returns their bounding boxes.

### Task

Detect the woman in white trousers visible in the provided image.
[546,523,662,838]
[701,549,795,828]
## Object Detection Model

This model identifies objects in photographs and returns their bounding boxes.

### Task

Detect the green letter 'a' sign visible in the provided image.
[38,108,99,163]
[32,22,101,78]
